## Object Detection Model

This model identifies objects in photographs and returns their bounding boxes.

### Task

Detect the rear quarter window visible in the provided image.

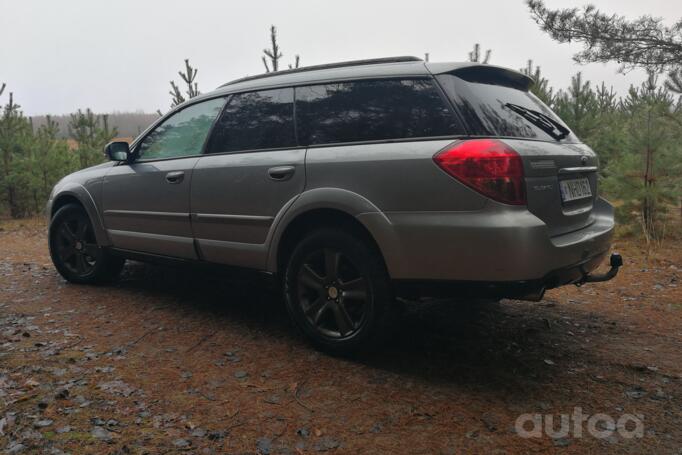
[295,78,463,145]
[436,73,578,143]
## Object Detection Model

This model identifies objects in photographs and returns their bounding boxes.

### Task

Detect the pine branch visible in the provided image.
[262,25,284,72]
[527,0,682,74]
[467,43,492,63]
[665,69,682,95]
[168,59,200,107]
[169,80,185,107]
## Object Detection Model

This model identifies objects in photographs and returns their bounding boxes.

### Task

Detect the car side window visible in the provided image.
[137,97,225,160]
[206,88,296,154]
[295,78,463,145]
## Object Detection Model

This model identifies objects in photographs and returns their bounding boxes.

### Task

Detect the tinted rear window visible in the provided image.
[296,78,462,145]
[207,88,296,153]
[436,73,578,142]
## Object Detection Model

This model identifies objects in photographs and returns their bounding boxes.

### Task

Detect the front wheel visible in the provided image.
[283,228,393,354]
[48,203,125,284]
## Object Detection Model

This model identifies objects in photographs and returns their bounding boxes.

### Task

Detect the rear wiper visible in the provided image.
[504,103,570,141]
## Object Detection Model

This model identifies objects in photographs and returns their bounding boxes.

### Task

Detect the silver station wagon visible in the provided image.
[47,56,621,353]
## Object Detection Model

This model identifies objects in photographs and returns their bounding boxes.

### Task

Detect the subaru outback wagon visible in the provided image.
[47,56,621,353]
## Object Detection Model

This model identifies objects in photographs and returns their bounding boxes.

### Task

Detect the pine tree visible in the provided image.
[520,60,553,105]
[262,25,283,73]
[602,74,682,242]
[0,86,79,217]
[31,116,76,207]
[552,72,598,139]
[595,83,618,114]
[169,59,200,108]
[588,82,625,170]
[0,90,33,217]
[68,109,117,168]
[262,25,300,73]
[288,55,301,70]
[468,43,491,64]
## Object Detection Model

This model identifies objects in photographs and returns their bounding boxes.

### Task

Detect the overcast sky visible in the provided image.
[1,0,681,116]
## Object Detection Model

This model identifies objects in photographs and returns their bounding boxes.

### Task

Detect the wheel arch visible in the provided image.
[50,194,82,216]
[267,188,402,278]
[50,185,110,246]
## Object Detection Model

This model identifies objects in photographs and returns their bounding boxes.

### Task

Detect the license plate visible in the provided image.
[559,178,592,202]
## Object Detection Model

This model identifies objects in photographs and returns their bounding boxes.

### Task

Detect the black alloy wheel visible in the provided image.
[297,247,370,339]
[284,228,394,354]
[52,210,99,277]
[49,204,125,284]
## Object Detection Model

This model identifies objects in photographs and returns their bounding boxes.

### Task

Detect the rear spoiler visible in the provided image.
[426,62,533,91]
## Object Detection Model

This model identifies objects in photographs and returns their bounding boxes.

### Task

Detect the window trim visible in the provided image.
[200,144,305,158]
[192,135,471,158]
[304,134,469,150]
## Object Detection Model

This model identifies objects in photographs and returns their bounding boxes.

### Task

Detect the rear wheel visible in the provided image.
[284,228,393,354]
[49,203,124,284]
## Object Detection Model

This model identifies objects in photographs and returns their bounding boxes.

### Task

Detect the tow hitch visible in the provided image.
[577,253,623,285]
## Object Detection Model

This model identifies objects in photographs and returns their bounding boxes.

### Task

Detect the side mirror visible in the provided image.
[105,141,131,162]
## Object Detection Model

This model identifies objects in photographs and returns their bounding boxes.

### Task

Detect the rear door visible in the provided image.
[102,97,225,258]
[436,69,598,237]
[190,87,305,269]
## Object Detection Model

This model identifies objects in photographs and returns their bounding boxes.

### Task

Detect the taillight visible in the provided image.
[433,139,526,205]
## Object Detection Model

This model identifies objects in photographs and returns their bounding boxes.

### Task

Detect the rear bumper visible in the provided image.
[394,251,621,301]
[359,197,615,284]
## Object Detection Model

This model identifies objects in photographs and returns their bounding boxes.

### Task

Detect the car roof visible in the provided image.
[187,57,532,103]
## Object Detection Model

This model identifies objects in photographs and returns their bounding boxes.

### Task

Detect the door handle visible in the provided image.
[267,166,295,181]
[165,171,185,184]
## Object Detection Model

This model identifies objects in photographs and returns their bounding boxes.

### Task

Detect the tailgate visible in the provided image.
[504,139,599,237]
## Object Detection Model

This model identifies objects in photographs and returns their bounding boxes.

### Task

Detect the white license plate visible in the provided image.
[559,178,592,202]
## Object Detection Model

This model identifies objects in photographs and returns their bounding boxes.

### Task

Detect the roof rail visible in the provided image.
[220,56,423,87]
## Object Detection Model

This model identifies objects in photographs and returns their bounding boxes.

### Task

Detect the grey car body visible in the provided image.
[47,57,618,351]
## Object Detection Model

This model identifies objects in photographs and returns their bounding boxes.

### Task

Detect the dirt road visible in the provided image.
[1,218,681,454]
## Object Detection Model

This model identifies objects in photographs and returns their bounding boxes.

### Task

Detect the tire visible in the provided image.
[48,203,125,284]
[283,228,393,355]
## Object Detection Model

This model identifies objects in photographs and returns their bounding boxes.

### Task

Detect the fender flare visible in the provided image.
[264,187,404,276]
[50,183,111,246]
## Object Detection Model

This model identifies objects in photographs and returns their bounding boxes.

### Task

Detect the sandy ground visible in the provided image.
[0,218,681,454]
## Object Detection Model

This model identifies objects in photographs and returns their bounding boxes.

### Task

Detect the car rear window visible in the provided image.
[295,78,463,145]
[436,73,578,143]
[207,88,296,153]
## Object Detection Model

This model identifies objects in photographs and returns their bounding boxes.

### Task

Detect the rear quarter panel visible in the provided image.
[304,140,488,212]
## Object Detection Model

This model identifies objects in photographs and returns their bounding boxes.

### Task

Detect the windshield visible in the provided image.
[436,73,579,143]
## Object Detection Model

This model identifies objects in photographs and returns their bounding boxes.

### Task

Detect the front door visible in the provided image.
[102,97,225,259]
[190,88,304,269]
